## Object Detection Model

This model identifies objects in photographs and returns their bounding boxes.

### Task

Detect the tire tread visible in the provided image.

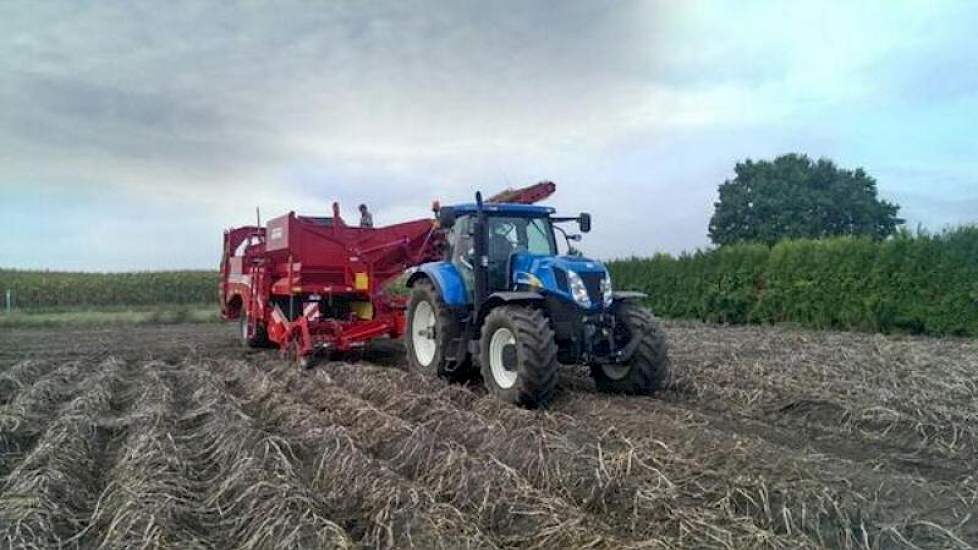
[591,303,670,395]
[480,305,559,408]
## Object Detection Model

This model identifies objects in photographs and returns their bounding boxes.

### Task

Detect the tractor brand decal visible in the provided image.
[270,227,284,240]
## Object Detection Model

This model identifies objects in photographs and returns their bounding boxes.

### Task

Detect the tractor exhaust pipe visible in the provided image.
[473,191,489,313]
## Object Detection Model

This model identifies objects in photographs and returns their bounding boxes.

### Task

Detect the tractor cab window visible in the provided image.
[488,216,556,261]
[525,218,555,254]
[486,216,556,290]
[451,214,557,298]
[450,216,476,299]
[451,215,474,265]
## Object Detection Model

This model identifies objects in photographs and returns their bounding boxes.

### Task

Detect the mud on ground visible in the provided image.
[0,321,975,549]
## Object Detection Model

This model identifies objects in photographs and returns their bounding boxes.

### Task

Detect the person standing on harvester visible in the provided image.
[359,204,373,228]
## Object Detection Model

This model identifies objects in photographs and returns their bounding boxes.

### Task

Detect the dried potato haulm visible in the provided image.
[219,360,499,549]
[0,359,122,548]
[182,367,354,549]
[85,365,210,549]
[0,322,974,549]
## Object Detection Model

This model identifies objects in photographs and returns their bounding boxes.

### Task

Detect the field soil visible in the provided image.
[0,321,975,549]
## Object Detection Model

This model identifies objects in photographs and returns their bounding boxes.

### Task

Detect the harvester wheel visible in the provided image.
[405,280,472,382]
[240,312,269,348]
[591,303,670,395]
[479,305,558,408]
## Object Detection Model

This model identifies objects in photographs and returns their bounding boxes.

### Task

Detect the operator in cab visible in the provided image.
[358,204,374,228]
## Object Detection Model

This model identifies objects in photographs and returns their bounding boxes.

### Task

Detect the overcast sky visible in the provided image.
[2,1,976,271]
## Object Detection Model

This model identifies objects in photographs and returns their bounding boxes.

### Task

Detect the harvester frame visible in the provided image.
[220,202,443,366]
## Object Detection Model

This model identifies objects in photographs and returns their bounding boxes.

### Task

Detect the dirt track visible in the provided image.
[0,321,975,549]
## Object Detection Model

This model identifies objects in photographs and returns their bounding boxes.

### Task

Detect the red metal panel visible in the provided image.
[221,210,440,358]
[265,214,291,252]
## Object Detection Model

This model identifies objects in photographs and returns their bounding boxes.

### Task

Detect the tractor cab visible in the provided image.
[434,202,603,308]
[439,203,563,299]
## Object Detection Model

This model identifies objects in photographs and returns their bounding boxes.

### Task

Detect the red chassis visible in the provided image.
[220,202,443,364]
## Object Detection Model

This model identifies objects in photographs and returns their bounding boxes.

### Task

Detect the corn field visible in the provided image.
[0,270,218,310]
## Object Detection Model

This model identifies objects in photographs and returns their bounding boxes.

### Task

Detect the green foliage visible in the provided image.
[0,270,218,310]
[709,154,903,246]
[609,226,978,337]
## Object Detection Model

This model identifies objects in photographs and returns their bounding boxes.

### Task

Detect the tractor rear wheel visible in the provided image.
[240,311,269,348]
[479,305,558,408]
[405,280,473,382]
[591,302,670,394]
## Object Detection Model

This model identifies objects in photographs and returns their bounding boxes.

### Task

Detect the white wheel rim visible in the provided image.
[602,363,631,380]
[412,300,437,367]
[489,327,518,389]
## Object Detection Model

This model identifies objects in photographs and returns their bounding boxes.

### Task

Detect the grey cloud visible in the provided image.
[2,73,229,155]
[1,1,976,269]
[20,75,223,132]
[1,1,671,190]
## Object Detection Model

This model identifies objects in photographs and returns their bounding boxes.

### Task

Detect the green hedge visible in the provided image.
[608,227,978,337]
[0,270,219,310]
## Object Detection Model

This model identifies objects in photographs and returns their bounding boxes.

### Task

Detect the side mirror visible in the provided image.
[438,207,457,229]
[578,213,592,233]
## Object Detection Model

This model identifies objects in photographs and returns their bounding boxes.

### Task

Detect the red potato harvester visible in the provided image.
[220,183,555,366]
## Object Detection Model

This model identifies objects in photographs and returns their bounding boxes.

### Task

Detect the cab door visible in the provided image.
[449,215,476,304]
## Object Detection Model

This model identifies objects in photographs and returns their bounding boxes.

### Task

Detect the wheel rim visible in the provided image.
[602,318,632,380]
[489,327,518,389]
[601,362,631,380]
[412,300,437,367]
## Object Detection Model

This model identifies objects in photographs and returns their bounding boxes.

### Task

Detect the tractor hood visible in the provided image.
[511,251,608,280]
[510,251,610,309]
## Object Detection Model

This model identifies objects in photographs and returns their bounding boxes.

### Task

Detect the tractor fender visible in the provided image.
[612,291,648,302]
[483,291,545,310]
[476,291,546,328]
[406,262,469,307]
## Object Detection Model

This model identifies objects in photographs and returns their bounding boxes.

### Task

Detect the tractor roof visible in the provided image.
[449,203,555,216]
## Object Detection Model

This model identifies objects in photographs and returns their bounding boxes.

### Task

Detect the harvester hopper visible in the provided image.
[221,201,443,365]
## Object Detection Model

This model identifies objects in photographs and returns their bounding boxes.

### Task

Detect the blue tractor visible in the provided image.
[404,185,671,408]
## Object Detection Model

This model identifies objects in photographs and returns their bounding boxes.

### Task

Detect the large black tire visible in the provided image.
[404,280,473,382]
[479,305,559,408]
[240,311,269,348]
[591,302,670,394]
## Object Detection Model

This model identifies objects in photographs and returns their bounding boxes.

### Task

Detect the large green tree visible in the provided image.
[708,154,903,246]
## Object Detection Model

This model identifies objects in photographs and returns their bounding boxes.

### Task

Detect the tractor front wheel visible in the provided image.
[591,303,670,395]
[479,305,558,408]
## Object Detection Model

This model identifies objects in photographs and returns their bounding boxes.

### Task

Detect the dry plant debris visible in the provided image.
[0,321,974,549]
